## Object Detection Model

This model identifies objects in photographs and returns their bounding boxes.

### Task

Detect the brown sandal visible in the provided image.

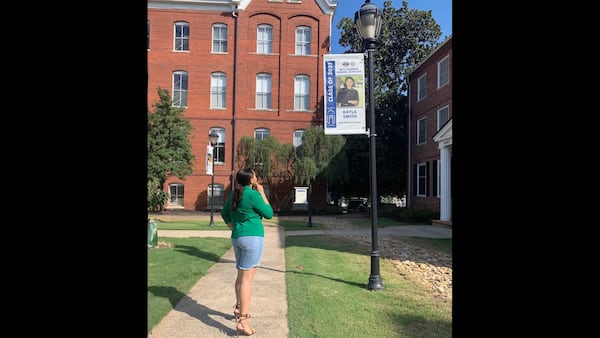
[236,314,256,337]
[233,304,241,320]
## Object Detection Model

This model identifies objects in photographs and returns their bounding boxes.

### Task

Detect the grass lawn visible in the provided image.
[148,216,451,336]
[285,235,451,337]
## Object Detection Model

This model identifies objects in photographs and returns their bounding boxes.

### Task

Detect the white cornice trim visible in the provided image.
[148,0,248,11]
[148,0,337,14]
[433,118,452,146]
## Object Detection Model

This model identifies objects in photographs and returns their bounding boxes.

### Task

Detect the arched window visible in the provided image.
[257,24,272,54]
[254,128,270,140]
[174,21,189,51]
[212,23,228,53]
[295,26,311,55]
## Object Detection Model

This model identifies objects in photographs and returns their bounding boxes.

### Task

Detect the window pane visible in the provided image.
[257,25,272,54]
[211,73,226,108]
[175,23,189,51]
[417,164,426,196]
[437,107,449,130]
[294,75,310,110]
[418,75,427,101]
[296,26,310,55]
[293,130,304,146]
[438,57,449,87]
[256,74,272,109]
[169,183,184,206]
[255,128,270,140]
[210,128,226,163]
[213,25,227,53]
[173,72,188,107]
[417,118,426,144]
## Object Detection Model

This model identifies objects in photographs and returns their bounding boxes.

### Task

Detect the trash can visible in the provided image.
[148,218,158,247]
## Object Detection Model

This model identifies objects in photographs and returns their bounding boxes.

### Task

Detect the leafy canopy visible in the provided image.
[147,87,195,210]
[335,0,443,199]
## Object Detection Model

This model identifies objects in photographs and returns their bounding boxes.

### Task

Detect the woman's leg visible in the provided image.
[232,239,242,318]
[238,267,257,315]
[234,236,264,333]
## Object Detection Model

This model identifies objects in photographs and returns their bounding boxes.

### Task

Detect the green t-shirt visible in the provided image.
[221,185,273,238]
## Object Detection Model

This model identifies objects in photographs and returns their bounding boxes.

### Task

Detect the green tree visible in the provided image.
[293,126,347,205]
[236,136,295,210]
[336,0,443,199]
[235,127,346,210]
[147,87,195,211]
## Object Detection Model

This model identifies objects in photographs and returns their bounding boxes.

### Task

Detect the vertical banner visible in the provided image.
[206,145,214,175]
[323,53,367,135]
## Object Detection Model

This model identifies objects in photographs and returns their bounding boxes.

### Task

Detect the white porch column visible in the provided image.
[439,144,451,221]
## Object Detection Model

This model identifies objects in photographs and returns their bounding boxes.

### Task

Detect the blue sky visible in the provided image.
[331,0,452,54]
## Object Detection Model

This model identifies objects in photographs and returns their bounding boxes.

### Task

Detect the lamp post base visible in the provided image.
[366,275,384,290]
[367,253,384,290]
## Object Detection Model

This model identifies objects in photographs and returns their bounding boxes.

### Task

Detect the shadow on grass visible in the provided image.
[148,286,236,335]
[172,244,224,263]
[259,265,366,289]
[284,233,451,270]
[155,220,201,226]
[388,312,452,336]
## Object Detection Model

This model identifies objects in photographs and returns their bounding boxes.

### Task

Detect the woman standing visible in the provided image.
[221,168,273,336]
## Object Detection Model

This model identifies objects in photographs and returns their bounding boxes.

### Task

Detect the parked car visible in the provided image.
[347,198,368,212]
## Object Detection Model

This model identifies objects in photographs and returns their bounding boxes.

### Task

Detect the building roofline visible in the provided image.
[407,34,452,79]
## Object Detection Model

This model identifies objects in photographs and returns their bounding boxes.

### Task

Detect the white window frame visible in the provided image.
[257,24,272,54]
[211,72,226,109]
[294,75,310,111]
[293,129,304,147]
[295,26,311,55]
[438,55,449,88]
[256,73,272,109]
[209,127,226,163]
[174,22,189,51]
[417,117,426,145]
[168,183,184,208]
[255,128,270,140]
[417,73,427,101]
[212,24,228,53]
[172,71,188,107]
[437,106,449,130]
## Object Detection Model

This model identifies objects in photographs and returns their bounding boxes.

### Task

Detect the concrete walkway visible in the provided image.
[148,222,452,337]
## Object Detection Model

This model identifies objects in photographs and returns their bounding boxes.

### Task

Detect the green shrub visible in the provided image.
[379,207,439,224]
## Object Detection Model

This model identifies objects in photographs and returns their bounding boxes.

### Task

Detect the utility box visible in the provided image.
[148,219,158,247]
[292,186,309,210]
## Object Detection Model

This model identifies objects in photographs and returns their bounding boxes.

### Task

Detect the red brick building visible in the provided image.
[407,35,452,224]
[147,0,338,211]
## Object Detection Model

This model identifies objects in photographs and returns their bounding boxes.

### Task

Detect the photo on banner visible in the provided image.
[323,53,367,135]
[206,145,213,175]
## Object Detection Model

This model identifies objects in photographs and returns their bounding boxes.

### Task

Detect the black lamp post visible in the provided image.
[208,131,219,227]
[355,0,384,291]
